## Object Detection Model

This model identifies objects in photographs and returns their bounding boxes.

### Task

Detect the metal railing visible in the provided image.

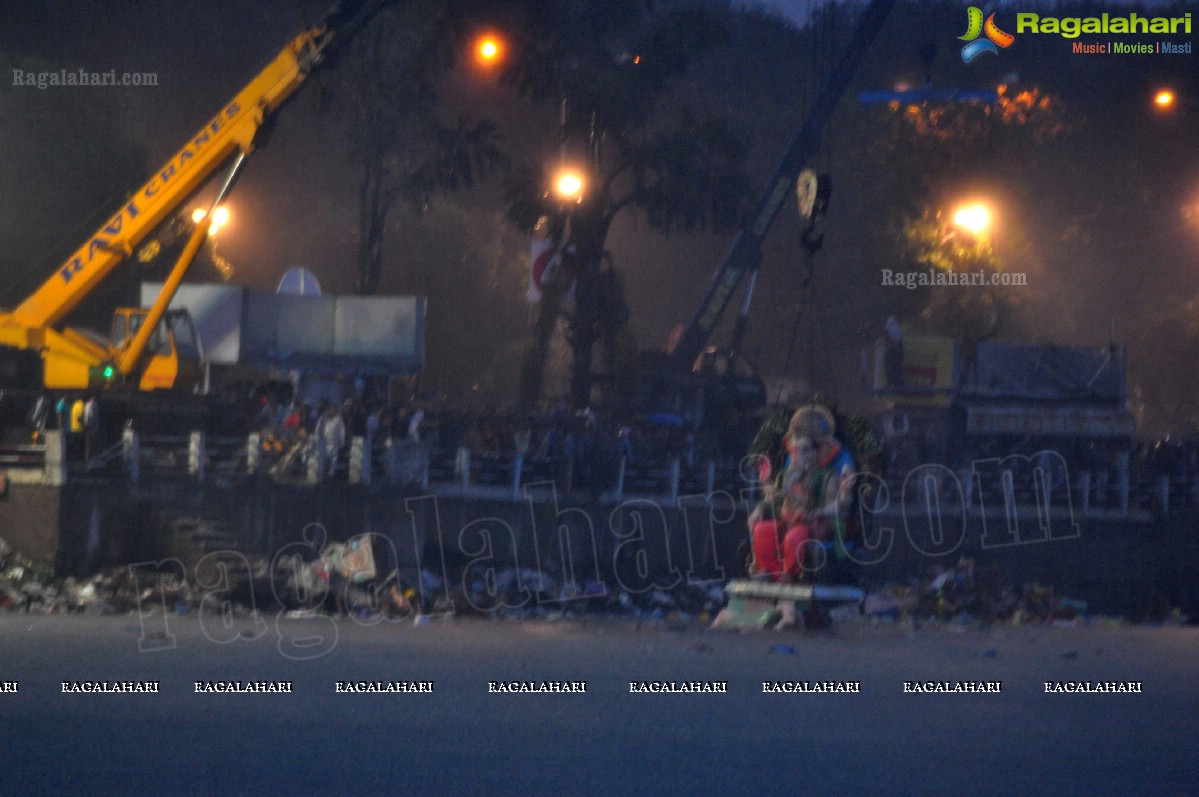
[0,442,45,468]
[4,430,1196,519]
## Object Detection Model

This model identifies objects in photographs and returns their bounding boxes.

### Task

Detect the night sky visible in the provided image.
[1,0,346,295]
[2,1,1197,428]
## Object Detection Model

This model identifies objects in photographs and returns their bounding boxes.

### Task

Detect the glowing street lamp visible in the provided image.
[475,34,503,67]
[554,169,585,203]
[952,202,992,238]
[192,205,230,236]
[1154,89,1175,110]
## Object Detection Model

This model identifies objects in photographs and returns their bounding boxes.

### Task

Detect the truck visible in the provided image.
[0,1,382,395]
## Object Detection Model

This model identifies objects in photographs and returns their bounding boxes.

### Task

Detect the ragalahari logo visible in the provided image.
[959,7,1015,62]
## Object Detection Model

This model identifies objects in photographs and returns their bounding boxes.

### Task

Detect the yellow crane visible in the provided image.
[0,1,381,393]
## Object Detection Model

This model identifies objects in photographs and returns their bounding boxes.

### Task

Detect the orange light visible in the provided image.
[477,36,501,64]
[192,206,230,236]
[952,203,992,237]
[1154,89,1175,109]
[554,170,584,201]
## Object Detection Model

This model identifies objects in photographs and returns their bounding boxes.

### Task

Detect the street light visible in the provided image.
[192,205,230,236]
[1154,89,1175,110]
[554,168,585,203]
[475,33,503,67]
[952,202,992,238]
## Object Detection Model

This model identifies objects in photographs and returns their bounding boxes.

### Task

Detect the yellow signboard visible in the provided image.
[874,335,956,407]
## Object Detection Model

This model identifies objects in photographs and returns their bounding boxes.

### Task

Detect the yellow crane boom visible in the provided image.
[0,1,380,391]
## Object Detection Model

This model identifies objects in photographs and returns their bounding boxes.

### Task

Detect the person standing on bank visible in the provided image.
[314,401,346,479]
[69,396,86,459]
[83,394,100,462]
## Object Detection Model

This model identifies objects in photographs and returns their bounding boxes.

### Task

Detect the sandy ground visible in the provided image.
[0,611,1196,796]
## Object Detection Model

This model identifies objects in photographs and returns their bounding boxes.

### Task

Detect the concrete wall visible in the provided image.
[5,474,1197,618]
[0,482,61,567]
[850,510,1199,617]
[101,483,741,592]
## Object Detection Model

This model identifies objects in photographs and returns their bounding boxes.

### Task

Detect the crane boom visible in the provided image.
[9,29,339,329]
[0,0,383,391]
[669,0,896,367]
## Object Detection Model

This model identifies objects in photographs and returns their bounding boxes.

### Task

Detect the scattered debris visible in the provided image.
[852,558,1141,630]
[0,531,1191,631]
[0,534,419,620]
[711,598,781,630]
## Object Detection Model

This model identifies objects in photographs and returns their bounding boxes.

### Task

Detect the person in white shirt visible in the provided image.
[407,406,425,444]
[314,402,346,478]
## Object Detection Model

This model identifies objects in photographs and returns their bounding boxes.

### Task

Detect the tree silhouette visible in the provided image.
[321,0,505,296]
[495,0,752,410]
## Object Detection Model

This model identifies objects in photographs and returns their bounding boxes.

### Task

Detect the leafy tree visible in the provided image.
[388,199,530,405]
[321,0,505,296]
[494,0,752,410]
[898,210,1009,348]
[824,0,1195,437]
[1130,299,1199,436]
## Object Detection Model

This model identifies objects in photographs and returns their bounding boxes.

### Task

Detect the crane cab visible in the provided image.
[109,307,204,392]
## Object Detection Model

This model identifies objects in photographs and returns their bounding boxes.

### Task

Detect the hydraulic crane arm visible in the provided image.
[116,152,247,377]
[669,0,896,368]
[5,0,380,334]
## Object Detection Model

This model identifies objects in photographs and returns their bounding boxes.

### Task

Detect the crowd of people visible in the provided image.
[242,385,733,488]
[11,378,1199,515]
[14,393,101,458]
